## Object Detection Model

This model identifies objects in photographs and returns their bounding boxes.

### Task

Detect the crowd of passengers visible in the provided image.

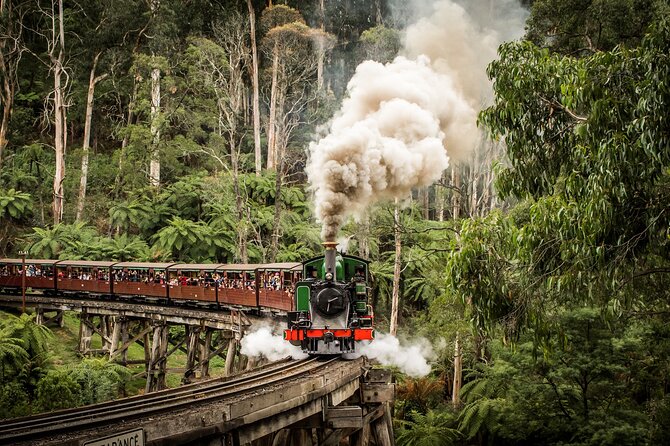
[2,265,290,291]
[1,265,49,277]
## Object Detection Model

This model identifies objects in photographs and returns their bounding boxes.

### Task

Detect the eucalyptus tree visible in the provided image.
[247,0,262,175]
[259,5,330,261]
[146,0,173,187]
[42,0,68,224]
[526,0,664,54]
[447,18,670,341]
[359,24,400,64]
[73,0,145,221]
[259,5,324,171]
[186,12,252,262]
[0,0,30,169]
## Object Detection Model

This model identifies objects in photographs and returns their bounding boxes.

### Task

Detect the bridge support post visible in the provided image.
[35,308,64,328]
[78,311,93,356]
[271,429,289,446]
[119,319,129,365]
[184,325,201,383]
[350,423,370,446]
[146,321,169,393]
[109,316,126,360]
[143,320,151,372]
[246,356,258,370]
[372,415,393,446]
[200,328,213,378]
[290,429,312,445]
[238,352,248,372]
[224,337,238,376]
[35,307,45,325]
[100,315,113,353]
[56,310,64,327]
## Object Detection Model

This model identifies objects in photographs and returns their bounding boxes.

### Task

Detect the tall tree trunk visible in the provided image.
[269,150,284,263]
[0,57,12,170]
[452,335,462,406]
[225,103,248,264]
[390,198,401,337]
[375,0,382,25]
[114,76,138,198]
[148,0,162,187]
[0,0,22,170]
[358,214,370,259]
[149,66,161,187]
[76,53,107,221]
[420,186,430,219]
[316,0,325,90]
[268,93,286,262]
[451,164,461,220]
[470,146,481,217]
[52,0,66,225]
[122,76,139,150]
[247,0,262,176]
[437,172,446,222]
[480,143,493,215]
[266,43,279,170]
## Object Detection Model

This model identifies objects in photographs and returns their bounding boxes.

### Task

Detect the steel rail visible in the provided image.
[0,357,339,444]
[0,357,296,430]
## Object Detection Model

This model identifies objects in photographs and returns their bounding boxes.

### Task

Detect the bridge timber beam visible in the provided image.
[3,358,396,446]
[0,294,257,331]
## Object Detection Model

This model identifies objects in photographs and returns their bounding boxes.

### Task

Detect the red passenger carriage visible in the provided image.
[0,258,301,313]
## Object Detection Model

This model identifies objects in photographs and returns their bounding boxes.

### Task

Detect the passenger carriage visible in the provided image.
[0,258,302,313]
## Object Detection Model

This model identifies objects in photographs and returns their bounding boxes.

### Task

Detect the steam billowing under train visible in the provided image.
[284,242,374,354]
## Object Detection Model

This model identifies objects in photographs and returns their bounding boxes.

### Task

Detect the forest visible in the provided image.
[1,0,669,444]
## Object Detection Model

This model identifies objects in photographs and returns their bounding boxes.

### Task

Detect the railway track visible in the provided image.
[0,356,339,445]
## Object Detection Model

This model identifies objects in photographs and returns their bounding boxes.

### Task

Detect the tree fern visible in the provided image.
[458,397,505,439]
[397,410,461,446]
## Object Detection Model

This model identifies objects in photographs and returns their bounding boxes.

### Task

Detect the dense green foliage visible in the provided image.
[0,0,389,262]
[525,0,665,53]
[0,311,152,418]
[1,1,669,443]
[415,5,670,446]
[458,16,670,339]
[389,2,670,445]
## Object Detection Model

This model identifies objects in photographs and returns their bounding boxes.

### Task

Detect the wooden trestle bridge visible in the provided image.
[0,295,396,446]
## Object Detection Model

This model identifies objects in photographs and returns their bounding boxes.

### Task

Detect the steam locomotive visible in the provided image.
[284,242,374,354]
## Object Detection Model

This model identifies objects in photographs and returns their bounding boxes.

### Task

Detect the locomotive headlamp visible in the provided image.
[325,272,333,281]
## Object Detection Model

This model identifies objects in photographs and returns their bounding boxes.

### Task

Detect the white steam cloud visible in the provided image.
[349,333,434,378]
[240,325,308,361]
[308,0,527,240]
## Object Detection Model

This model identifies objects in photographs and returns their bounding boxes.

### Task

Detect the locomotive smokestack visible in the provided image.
[323,241,337,280]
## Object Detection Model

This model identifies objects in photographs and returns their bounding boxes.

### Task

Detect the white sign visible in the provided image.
[83,428,144,446]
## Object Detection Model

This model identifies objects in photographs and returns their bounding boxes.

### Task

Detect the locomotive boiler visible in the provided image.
[284,242,374,354]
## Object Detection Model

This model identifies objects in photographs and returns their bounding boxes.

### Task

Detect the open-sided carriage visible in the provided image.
[0,258,302,313]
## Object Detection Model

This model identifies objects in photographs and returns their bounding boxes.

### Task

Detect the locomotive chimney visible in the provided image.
[323,241,337,280]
